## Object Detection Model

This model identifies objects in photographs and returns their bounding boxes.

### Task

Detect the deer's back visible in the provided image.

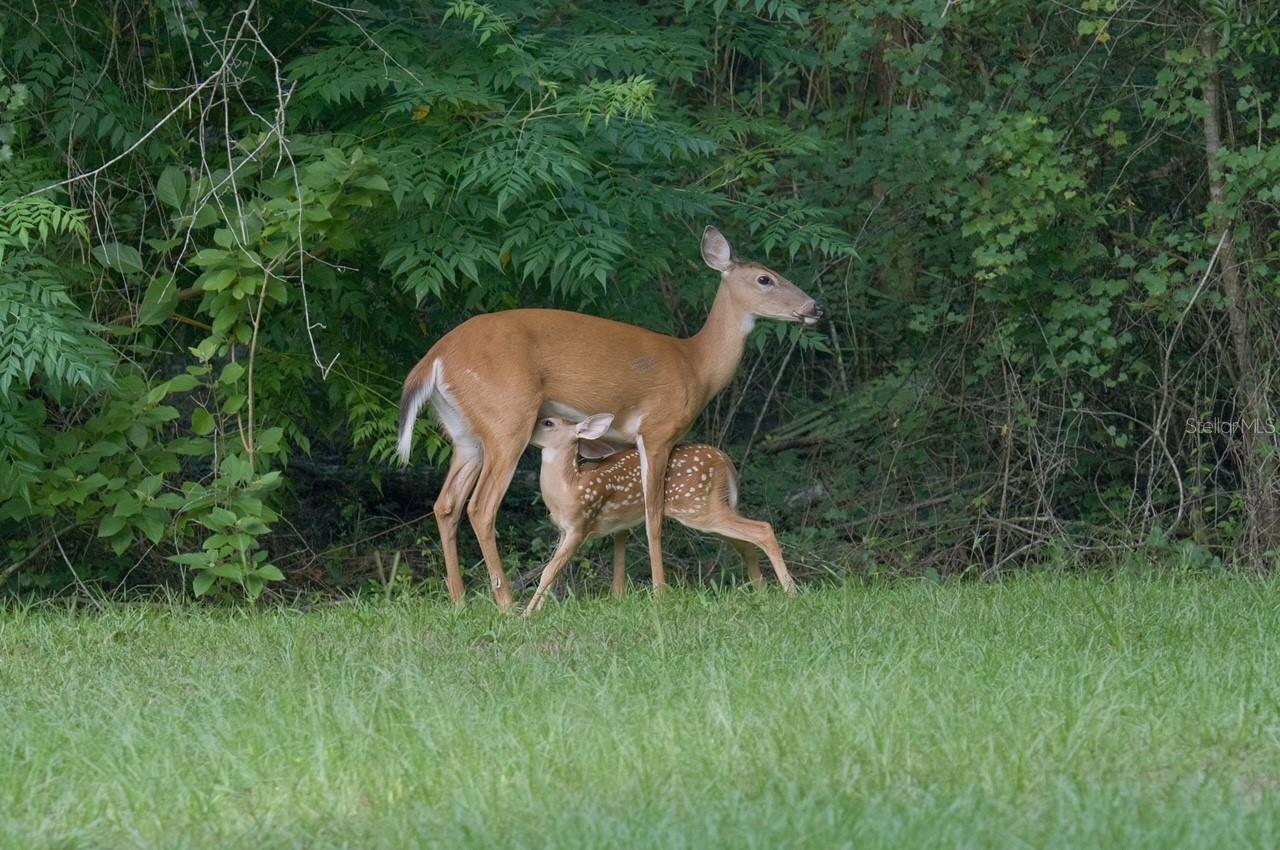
[426,309,703,428]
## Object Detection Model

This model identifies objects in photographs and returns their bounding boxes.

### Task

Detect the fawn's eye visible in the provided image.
[756,274,774,287]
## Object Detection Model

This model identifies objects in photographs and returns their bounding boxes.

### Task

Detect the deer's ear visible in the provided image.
[575,414,614,440]
[578,439,618,460]
[701,226,733,272]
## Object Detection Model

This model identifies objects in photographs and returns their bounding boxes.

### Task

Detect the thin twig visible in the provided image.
[740,333,800,469]
[0,6,257,211]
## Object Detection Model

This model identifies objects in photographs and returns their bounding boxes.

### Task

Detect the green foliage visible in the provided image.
[168,467,285,601]
[0,197,86,260]
[4,0,1280,592]
[0,257,114,398]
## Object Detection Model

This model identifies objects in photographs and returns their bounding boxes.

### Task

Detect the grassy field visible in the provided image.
[3,573,1280,849]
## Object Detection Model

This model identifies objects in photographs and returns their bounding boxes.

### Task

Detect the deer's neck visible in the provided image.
[687,284,753,398]
[539,447,585,526]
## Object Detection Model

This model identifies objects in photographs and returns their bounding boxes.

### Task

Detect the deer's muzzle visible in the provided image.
[794,301,824,325]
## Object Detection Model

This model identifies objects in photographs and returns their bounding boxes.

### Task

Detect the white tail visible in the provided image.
[524,415,797,614]
[397,358,441,465]
[398,226,820,611]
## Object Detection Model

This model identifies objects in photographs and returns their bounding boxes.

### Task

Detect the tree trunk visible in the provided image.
[1200,26,1279,564]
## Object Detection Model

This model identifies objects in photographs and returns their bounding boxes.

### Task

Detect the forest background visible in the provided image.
[4,0,1279,598]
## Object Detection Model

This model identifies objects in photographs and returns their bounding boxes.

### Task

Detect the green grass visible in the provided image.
[4,573,1280,848]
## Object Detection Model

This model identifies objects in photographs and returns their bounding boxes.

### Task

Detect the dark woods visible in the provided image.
[3,1,1280,596]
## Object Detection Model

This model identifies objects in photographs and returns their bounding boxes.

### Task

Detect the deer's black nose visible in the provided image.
[796,300,824,324]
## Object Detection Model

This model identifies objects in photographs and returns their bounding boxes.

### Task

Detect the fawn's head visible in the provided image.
[530,414,618,461]
[701,226,823,325]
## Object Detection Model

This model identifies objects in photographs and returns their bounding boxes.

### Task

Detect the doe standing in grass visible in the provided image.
[397,226,821,610]
[525,413,797,615]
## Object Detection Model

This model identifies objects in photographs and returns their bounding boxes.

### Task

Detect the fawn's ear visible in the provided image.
[577,439,618,460]
[575,414,614,440]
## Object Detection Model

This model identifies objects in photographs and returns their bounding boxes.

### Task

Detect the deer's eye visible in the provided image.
[756,275,774,287]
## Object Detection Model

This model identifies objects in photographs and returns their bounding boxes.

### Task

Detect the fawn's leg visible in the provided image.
[687,512,796,594]
[527,530,587,616]
[729,539,766,590]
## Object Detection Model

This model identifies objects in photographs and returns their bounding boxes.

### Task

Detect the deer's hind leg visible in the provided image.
[444,374,539,612]
[466,426,535,612]
[433,442,482,604]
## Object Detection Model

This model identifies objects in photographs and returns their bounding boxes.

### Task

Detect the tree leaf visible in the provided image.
[209,562,245,580]
[92,242,144,274]
[256,564,285,581]
[257,427,284,452]
[198,268,237,292]
[135,511,166,544]
[97,514,126,538]
[192,572,216,596]
[165,374,200,393]
[156,166,187,209]
[139,275,180,325]
[192,407,216,436]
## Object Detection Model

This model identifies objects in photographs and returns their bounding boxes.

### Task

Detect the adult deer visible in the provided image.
[524,413,797,615]
[397,226,821,610]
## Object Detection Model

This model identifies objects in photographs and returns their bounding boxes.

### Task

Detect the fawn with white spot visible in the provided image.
[525,413,797,615]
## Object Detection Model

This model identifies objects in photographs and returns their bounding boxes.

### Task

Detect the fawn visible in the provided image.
[525,413,797,614]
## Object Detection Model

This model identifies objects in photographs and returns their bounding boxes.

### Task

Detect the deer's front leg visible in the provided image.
[636,435,673,595]
[611,531,629,598]
[526,529,586,616]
